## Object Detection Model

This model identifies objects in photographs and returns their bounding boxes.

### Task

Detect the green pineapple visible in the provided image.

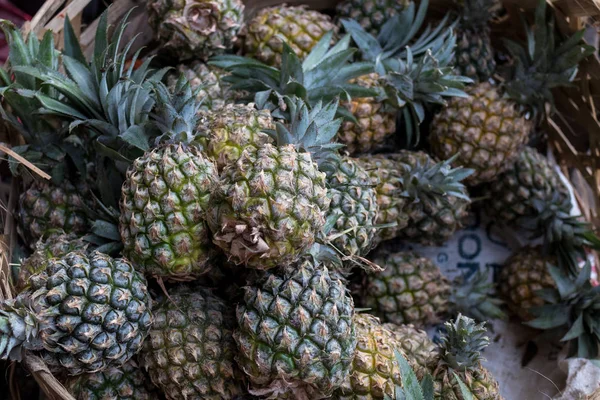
[430,315,503,399]
[430,0,594,185]
[67,358,158,400]
[242,5,337,66]
[320,154,379,260]
[235,257,356,398]
[196,102,275,170]
[119,79,220,280]
[335,0,410,35]
[357,151,472,245]
[454,0,501,81]
[206,97,337,269]
[16,230,88,292]
[167,61,239,110]
[355,250,504,327]
[18,180,90,247]
[141,285,243,399]
[0,251,152,375]
[147,0,245,61]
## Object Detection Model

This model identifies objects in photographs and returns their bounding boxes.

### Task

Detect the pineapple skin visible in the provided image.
[384,323,436,375]
[17,231,87,292]
[196,103,275,171]
[338,74,396,155]
[18,180,90,247]
[119,143,219,280]
[455,27,496,82]
[433,363,503,400]
[332,314,406,399]
[67,359,157,400]
[235,260,356,399]
[499,246,556,321]
[147,0,244,61]
[356,251,451,327]
[483,146,570,224]
[167,61,239,110]
[430,82,531,186]
[324,155,379,260]
[207,143,330,270]
[141,285,243,400]
[30,252,152,375]
[336,0,410,35]
[242,5,337,66]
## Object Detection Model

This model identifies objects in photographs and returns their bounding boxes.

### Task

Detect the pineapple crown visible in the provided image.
[152,76,203,145]
[502,0,595,119]
[12,9,170,207]
[400,154,473,204]
[209,32,377,117]
[439,314,490,372]
[526,261,600,360]
[518,192,600,276]
[454,0,501,30]
[268,95,344,161]
[450,267,506,322]
[342,0,472,143]
[0,20,86,182]
[388,350,475,400]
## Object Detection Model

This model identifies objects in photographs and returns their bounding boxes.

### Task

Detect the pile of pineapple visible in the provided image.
[0,0,599,399]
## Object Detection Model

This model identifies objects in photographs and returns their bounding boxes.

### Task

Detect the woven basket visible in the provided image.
[1,0,599,398]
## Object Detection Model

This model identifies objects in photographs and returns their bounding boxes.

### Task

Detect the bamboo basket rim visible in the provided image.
[2,0,600,399]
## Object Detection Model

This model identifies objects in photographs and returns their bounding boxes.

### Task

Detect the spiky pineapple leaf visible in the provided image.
[453,372,475,400]
[63,16,86,64]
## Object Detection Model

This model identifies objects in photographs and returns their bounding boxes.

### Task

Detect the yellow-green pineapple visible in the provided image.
[384,323,436,373]
[242,5,336,66]
[141,285,243,399]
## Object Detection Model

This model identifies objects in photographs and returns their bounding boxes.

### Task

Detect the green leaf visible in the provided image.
[421,374,434,399]
[453,372,475,400]
[562,314,585,342]
[526,305,570,329]
[63,16,86,64]
[396,350,424,400]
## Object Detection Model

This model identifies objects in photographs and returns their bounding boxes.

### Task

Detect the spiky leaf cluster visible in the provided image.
[502,0,595,119]
[210,32,377,112]
[0,21,87,182]
[527,262,600,359]
[13,12,169,207]
[438,315,489,372]
[451,267,505,323]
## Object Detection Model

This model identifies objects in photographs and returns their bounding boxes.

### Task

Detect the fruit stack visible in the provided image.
[0,0,598,399]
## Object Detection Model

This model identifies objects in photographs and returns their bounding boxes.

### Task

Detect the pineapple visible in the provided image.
[141,285,243,399]
[357,151,472,245]
[196,103,275,171]
[242,5,336,66]
[384,323,436,373]
[355,250,504,327]
[335,0,410,35]
[119,79,220,280]
[167,61,240,110]
[147,0,244,61]
[18,180,90,247]
[206,97,337,269]
[0,251,152,375]
[17,231,88,292]
[430,0,594,186]
[454,0,501,81]
[430,315,503,400]
[498,246,557,321]
[66,358,157,400]
[337,2,470,154]
[234,258,356,399]
[483,147,570,225]
[320,155,379,260]
[332,313,416,399]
